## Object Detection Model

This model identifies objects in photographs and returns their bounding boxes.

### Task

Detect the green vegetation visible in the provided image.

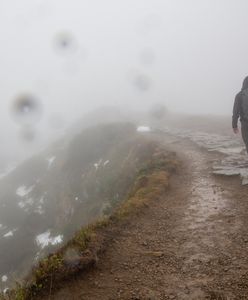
[72,227,94,250]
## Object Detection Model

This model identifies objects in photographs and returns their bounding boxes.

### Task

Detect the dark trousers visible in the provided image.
[241,121,248,153]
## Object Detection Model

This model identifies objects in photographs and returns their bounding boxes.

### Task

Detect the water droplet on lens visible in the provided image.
[133,74,151,92]
[12,94,42,125]
[64,248,81,266]
[54,32,77,54]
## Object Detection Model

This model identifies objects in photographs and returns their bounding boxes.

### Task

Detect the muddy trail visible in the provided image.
[44,135,248,300]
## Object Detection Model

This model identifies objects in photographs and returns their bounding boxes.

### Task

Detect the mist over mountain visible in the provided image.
[1,1,248,298]
[0,121,158,290]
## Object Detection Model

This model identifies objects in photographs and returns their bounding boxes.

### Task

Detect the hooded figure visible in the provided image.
[232,76,248,152]
[242,77,248,91]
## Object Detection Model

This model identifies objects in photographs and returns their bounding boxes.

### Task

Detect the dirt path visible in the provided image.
[47,137,248,300]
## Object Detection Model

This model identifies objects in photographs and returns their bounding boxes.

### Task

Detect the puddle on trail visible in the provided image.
[162,127,248,185]
[184,149,227,234]
[188,179,225,224]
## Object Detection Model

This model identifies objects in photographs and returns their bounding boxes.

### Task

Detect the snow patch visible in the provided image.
[35,205,44,215]
[47,156,56,169]
[1,275,7,282]
[94,159,103,170]
[16,185,33,197]
[36,231,63,249]
[0,164,16,180]
[3,230,15,238]
[137,126,151,132]
[103,160,110,166]
[18,198,34,210]
[34,251,41,262]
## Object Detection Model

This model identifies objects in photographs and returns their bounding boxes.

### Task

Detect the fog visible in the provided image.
[0,0,248,162]
[2,1,248,292]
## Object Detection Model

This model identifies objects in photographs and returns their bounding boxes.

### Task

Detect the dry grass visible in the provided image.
[116,170,169,219]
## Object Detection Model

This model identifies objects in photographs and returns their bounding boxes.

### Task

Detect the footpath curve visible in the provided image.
[46,135,248,300]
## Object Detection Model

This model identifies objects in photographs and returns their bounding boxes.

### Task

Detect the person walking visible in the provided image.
[232,76,248,153]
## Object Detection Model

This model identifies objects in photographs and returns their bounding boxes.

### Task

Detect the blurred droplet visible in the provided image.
[133,74,151,92]
[140,48,155,65]
[19,126,36,142]
[64,248,81,266]
[12,94,42,126]
[54,32,77,54]
[150,104,168,120]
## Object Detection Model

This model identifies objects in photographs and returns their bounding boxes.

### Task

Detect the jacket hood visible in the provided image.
[242,76,248,90]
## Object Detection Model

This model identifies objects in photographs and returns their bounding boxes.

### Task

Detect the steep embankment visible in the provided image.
[37,134,248,300]
[1,123,151,283]
[1,125,179,299]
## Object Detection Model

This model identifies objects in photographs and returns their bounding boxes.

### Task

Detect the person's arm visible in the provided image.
[232,94,240,133]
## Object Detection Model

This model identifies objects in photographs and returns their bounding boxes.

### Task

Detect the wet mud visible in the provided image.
[162,127,248,185]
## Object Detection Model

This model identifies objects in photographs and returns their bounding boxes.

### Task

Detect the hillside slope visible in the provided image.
[0,123,167,290]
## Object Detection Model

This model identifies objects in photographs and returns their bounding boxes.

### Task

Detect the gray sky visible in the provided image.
[0,0,248,161]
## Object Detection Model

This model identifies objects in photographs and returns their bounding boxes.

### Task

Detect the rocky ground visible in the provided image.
[41,134,248,300]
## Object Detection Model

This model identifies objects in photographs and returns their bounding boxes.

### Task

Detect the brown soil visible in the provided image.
[42,135,248,300]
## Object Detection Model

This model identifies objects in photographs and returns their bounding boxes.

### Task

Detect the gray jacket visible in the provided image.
[232,77,248,128]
